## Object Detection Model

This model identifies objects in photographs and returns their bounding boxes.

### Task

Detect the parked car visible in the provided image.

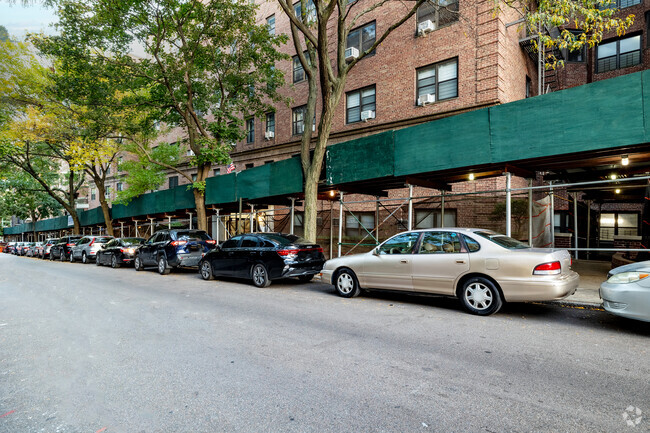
[600,260,650,322]
[5,242,16,254]
[40,238,59,259]
[19,242,34,256]
[26,242,42,257]
[320,228,580,316]
[198,233,325,287]
[96,237,145,268]
[134,229,216,275]
[0,242,6,253]
[49,236,83,261]
[70,235,114,263]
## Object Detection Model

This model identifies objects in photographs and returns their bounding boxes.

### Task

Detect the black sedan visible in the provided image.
[198,233,326,287]
[96,237,146,268]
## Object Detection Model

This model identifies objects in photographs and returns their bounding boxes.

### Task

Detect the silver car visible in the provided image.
[320,228,579,316]
[600,260,650,322]
[70,236,114,264]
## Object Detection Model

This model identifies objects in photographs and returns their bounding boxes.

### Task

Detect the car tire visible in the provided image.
[60,251,66,262]
[96,255,102,266]
[111,254,120,269]
[251,263,271,288]
[82,252,88,264]
[69,252,74,263]
[199,260,214,280]
[334,268,361,298]
[459,277,503,316]
[50,252,54,261]
[298,274,314,282]
[157,255,170,275]
[134,255,144,271]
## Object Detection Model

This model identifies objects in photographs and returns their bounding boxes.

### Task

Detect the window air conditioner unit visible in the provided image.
[345,47,359,62]
[264,131,275,140]
[418,20,436,36]
[360,110,375,122]
[418,93,436,106]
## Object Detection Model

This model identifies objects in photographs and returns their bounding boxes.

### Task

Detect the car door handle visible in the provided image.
[456,260,466,264]
[400,259,409,264]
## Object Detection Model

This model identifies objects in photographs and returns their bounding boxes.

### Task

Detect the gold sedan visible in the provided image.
[320,228,579,315]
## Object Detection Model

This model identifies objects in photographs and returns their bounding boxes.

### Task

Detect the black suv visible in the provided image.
[49,235,83,261]
[134,229,216,275]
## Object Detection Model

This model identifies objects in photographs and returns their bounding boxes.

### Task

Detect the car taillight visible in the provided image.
[205,240,216,245]
[120,248,136,254]
[171,240,187,246]
[67,243,74,247]
[533,261,562,275]
[277,249,298,257]
[315,247,324,253]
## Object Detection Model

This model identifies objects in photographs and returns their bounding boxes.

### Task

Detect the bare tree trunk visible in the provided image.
[98,197,114,236]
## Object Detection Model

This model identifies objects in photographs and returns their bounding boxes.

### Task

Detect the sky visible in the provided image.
[0,1,58,41]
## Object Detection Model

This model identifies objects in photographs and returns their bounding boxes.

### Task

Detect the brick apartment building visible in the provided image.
[79,0,650,254]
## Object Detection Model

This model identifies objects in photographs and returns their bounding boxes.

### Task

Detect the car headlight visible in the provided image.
[607,272,649,284]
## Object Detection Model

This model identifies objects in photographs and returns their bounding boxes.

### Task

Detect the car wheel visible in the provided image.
[60,251,66,262]
[251,263,271,288]
[50,252,54,261]
[298,274,314,282]
[199,260,214,280]
[96,254,102,266]
[335,269,361,298]
[157,255,170,275]
[82,252,88,264]
[460,277,503,316]
[69,252,75,263]
[134,255,144,271]
[111,254,120,269]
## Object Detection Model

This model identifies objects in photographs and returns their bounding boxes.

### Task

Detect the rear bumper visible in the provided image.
[280,262,325,278]
[499,271,580,302]
[169,253,203,268]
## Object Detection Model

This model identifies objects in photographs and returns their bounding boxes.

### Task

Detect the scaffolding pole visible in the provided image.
[573,193,579,260]
[549,181,555,248]
[441,191,445,228]
[249,205,255,234]
[505,172,512,237]
[407,184,414,230]
[289,197,295,235]
[338,192,344,258]
[528,179,533,246]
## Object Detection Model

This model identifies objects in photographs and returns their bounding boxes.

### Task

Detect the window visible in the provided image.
[414,209,457,229]
[91,188,96,201]
[116,182,123,192]
[186,148,195,156]
[378,232,420,255]
[265,160,274,165]
[266,112,275,135]
[192,174,197,182]
[169,176,179,188]
[221,236,241,249]
[462,234,481,252]
[214,168,221,176]
[564,30,586,62]
[597,35,641,73]
[267,14,275,35]
[245,163,254,169]
[104,186,111,199]
[246,118,255,143]
[293,54,308,83]
[346,22,376,55]
[293,0,316,23]
[241,236,260,248]
[416,0,459,30]
[416,58,458,104]
[346,86,376,124]
[292,105,313,135]
[105,165,111,175]
[525,76,532,98]
[599,212,639,241]
[419,231,462,254]
[345,213,375,237]
[602,0,641,8]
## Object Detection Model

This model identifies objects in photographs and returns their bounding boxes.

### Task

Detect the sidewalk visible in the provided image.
[555,259,611,308]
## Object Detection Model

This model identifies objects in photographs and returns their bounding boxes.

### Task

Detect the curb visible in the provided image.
[542,300,604,311]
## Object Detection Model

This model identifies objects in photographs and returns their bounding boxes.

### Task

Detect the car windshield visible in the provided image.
[174,231,210,241]
[261,233,309,246]
[122,238,144,245]
[474,231,530,249]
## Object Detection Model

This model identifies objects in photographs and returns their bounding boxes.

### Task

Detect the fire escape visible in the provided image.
[519,26,564,94]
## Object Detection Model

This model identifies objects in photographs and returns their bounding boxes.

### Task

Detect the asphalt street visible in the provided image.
[0,253,648,433]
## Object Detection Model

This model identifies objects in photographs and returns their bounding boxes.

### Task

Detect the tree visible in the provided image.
[277,0,634,242]
[0,26,9,43]
[37,0,288,231]
[0,170,62,240]
[0,106,86,233]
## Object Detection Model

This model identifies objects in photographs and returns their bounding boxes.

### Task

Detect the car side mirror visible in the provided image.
[372,247,380,256]
[140,240,145,245]
[101,244,107,249]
